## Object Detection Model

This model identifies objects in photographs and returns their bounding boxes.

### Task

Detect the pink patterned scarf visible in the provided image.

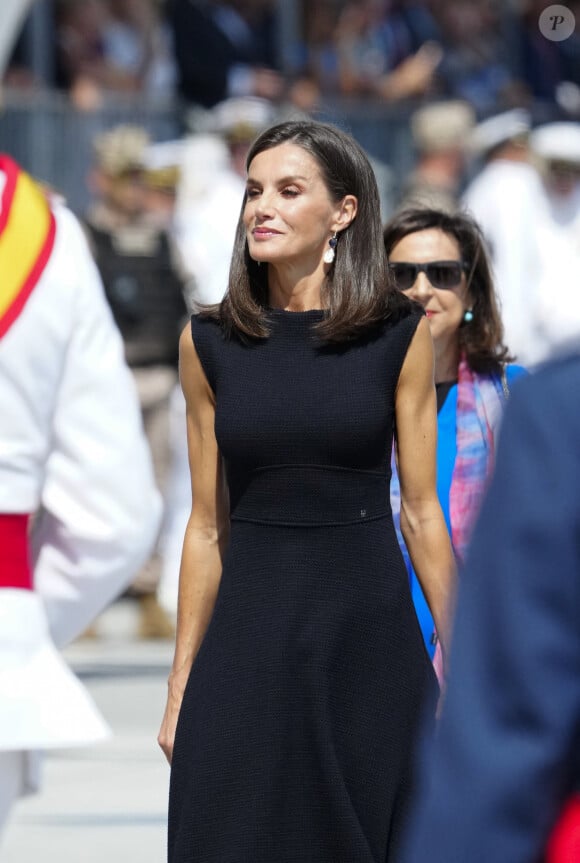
[390,354,508,682]
[390,354,507,564]
[450,355,507,563]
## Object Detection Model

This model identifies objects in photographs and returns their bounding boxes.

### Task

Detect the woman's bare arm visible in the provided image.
[394,317,457,659]
[158,323,229,763]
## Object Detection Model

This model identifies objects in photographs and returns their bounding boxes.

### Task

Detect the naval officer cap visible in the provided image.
[93,125,150,177]
[142,139,186,191]
[468,108,531,156]
[209,97,277,144]
[529,122,580,166]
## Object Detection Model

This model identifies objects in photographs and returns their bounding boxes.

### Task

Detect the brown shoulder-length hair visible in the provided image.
[383,207,512,375]
[202,119,410,342]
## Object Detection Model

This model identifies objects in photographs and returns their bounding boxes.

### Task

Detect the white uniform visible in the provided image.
[160,134,244,612]
[531,182,580,364]
[0,0,36,78]
[464,121,580,367]
[173,133,244,306]
[462,159,544,365]
[0,160,163,833]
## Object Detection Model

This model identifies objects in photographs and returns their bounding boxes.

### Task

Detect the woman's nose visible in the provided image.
[253,190,275,219]
[407,271,433,300]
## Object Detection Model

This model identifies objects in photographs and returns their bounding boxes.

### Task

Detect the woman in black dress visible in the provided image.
[158,120,456,862]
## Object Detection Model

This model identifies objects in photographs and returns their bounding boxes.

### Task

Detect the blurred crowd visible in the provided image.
[3,0,580,118]
[69,97,580,635]
[2,1,580,638]
[2,3,580,850]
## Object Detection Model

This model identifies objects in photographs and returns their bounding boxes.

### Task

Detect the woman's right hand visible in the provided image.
[158,671,188,765]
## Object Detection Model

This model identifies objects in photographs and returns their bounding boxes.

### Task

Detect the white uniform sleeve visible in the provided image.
[0,0,36,78]
[31,207,163,648]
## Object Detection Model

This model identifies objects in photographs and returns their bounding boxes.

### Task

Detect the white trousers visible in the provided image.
[0,750,26,842]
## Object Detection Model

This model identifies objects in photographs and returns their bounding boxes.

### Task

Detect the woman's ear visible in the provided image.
[333,194,358,232]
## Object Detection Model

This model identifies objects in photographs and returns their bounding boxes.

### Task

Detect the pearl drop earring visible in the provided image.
[323,232,338,264]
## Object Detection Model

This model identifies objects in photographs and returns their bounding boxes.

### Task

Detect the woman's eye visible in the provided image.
[281,188,300,197]
[246,188,260,199]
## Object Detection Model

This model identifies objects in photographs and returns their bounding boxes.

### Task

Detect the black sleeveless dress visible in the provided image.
[168,307,438,863]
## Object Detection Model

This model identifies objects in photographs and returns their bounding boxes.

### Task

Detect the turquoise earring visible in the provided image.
[463,309,474,323]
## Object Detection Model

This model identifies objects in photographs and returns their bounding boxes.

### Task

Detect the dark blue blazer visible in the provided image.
[402,352,580,863]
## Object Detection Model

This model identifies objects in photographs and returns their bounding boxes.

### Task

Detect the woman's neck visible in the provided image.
[267,266,325,312]
[434,338,460,384]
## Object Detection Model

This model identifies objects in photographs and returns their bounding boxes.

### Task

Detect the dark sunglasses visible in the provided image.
[388,260,466,291]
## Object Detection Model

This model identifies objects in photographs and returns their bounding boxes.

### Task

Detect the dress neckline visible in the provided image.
[267,307,325,315]
[266,307,326,321]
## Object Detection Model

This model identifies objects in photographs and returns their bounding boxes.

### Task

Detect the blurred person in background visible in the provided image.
[168,0,284,110]
[462,108,543,365]
[289,0,436,106]
[140,137,187,235]
[517,0,580,112]
[54,0,175,109]
[397,100,475,212]
[383,207,526,666]
[174,96,276,306]
[334,0,443,102]
[0,152,161,837]
[292,0,342,100]
[101,0,177,99]
[160,95,276,615]
[0,0,37,82]
[400,345,580,863]
[522,121,580,367]
[55,0,130,109]
[429,0,522,114]
[465,118,580,369]
[85,123,189,637]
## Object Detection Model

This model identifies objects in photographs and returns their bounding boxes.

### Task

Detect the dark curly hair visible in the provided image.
[383,207,512,375]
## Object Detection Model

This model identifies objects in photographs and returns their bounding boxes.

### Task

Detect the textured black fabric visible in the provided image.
[169,308,438,863]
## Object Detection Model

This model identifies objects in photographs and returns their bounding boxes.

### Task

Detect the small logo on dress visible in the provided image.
[360,509,367,518]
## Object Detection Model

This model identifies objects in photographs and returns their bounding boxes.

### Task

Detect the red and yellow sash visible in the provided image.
[0,514,32,589]
[0,155,56,338]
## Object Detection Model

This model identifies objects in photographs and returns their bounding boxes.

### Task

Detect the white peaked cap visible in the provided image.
[209,97,277,137]
[529,122,580,164]
[468,108,531,155]
[142,139,187,171]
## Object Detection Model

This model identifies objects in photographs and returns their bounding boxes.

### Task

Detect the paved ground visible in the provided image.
[1,600,174,863]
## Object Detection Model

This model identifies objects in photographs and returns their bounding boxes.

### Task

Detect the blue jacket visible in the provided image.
[402,352,580,863]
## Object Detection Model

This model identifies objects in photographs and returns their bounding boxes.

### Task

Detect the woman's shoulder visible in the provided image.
[187,310,227,392]
[378,298,425,358]
[383,293,424,331]
[375,298,426,383]
[190,307,226,340]
[505,363,528,384]
[191,305,222,325]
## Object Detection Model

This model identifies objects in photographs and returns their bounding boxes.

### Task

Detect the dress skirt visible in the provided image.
[169,514,437,863]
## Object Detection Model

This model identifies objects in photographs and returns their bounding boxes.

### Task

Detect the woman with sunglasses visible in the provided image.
[383,207,526,665]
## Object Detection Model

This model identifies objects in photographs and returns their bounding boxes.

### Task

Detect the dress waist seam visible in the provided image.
[230,512,389,527]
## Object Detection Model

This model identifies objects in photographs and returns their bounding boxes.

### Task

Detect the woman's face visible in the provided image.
[388,228,470,350]
[243,142,345,270]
